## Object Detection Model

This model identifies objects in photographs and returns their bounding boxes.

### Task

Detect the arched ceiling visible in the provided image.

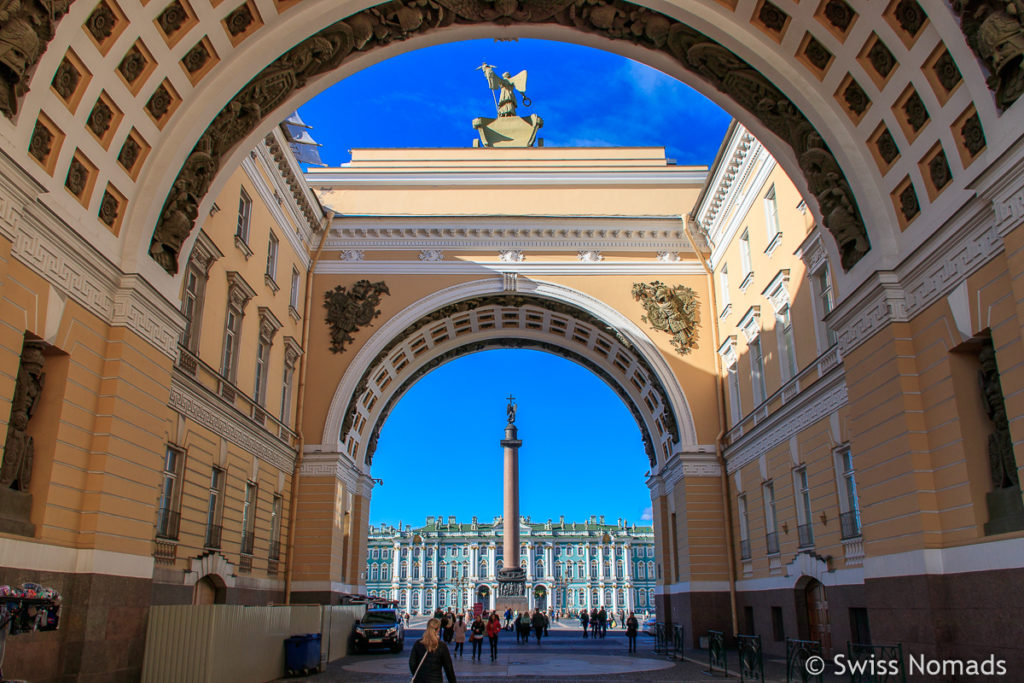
[3,0,1021,292]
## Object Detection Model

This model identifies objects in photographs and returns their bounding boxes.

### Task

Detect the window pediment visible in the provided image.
[738,306,761,343]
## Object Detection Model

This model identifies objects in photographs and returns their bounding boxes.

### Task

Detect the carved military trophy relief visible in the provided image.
[978,338,1024,534]
[0,338,47,536]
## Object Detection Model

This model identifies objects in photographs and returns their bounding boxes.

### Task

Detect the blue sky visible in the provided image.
[297,39,731,165]
[367,350,655,527]
[297,39,731,527]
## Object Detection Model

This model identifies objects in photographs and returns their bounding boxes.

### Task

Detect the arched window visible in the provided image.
[617,588,624,604]
[648,588,655,604]
[401,590,409,607]
[615,560,623,579]
[648,561,655,577]
[440,563,447,580]
[604,589,612,605]
[412,592,420,609]
[535,558,544,575]
[439,591,445,606]
[425,592,432,607]
[496,559,504,572]
[479,560,487,576]
[591,589,599,605]
[590,562,598,577]
[556,563,563,579]
[370,564,379,581]
[400,561,408,579]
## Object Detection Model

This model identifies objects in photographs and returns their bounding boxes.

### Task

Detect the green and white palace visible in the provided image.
[366,516,656,615]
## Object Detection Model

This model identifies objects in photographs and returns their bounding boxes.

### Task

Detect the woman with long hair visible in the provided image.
[486,612,502,662]
[408,618,457,682]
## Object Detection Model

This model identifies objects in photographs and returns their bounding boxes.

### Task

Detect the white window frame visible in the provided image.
[749,337,767,405]
[776,305,799,381]
[794,466,813,547]
[834,445,861,538]
[266,232,279,286]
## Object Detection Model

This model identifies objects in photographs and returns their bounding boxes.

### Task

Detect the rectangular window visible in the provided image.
[750,337,767,405]
[280,363,295,424]
[777,305,799,380]
[816,264,837,347]
[236,189,252,243]
[290,268,301,311]
[241,481,257,555]
[269,494,282,560]
[205,467,226,548]
[764,481,779,554]
[156,446,184,539]
[740,230,753,277]
[254,339,268,404]
[764,185,780,238]
[838,446,862,538]
[738,494,750,560]
[719,265,730,312]
[181,266,206,352]
[727,364,742,425]
[221,309,241,381]
[795,467,813,547]
[266,233,279,282]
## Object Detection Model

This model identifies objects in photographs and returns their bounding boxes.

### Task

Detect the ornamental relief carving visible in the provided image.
[0,0,74,118]
[148,0,871,274]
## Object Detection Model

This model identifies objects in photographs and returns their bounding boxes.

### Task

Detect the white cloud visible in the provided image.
[640,505,653,521]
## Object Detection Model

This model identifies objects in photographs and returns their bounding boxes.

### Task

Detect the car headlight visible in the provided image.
[387,628,397,636]
[355,626,365,634]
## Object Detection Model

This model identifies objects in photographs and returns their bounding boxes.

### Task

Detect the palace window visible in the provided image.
[221,272,255,383]
[204,467,226,549]
[425,563,432,579]
[764,185,780,239]
[647,561,654,577]
[253,308,281,405]
[814,263,837,349]
[603,589,612,606]
[289,267,301,316]
[266,232,278,285]
[590,561,598,577]
[727,363,742,425]
[156,445,184,540]
[750,337,767,405]
[836,445,862,538]
[740,230,753,279]
[794,467,813,548]
[371,564,379,581]
[269,494,282,560]
[738,494,751,560]
[777,305,798,381]
[400,561,408,579]
[615,560,623,579]
[412,593,419,609]
[240,481,257,556]
[764,481,779,555]
[439,563,446,580]
[412,563,420,579]
[236,189,252,242]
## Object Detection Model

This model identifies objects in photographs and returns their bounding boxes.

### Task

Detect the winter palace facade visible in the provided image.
[366,515,656,615]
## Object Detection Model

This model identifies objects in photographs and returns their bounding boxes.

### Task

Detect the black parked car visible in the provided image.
[352,608,405,653]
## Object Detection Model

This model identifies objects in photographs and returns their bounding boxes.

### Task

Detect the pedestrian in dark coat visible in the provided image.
[531,609,545,644]
[580,610,590,638]
[409,618,457,683]
[626,612,639,653]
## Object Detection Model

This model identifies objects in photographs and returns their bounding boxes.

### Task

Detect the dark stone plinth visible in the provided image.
[985,486,1024,535]
[0,487,34,536]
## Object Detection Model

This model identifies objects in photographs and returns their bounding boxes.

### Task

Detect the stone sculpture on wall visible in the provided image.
[324,279,390,354]
[149,0,871,274]
[953,0,1024,110]
[1,340,45,491]
[632,281,700,355]
[0,0,73,118]
[979,341,1018,489]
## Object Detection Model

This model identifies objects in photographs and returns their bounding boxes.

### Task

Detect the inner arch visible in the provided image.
[320,278,699,470]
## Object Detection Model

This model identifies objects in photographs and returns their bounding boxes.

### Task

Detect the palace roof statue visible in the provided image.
[472,63,543,148]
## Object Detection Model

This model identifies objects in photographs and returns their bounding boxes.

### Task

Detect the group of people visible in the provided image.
[408,606,645,681]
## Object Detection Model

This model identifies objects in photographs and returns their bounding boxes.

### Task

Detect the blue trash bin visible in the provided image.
[284,633,321,676]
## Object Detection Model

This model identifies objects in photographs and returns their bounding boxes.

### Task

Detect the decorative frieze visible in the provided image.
[725,372,848,475]
[169,374,295,472]
[499,250,525,263]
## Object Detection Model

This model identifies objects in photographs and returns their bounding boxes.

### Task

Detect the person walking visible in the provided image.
[580,609,589,638]
[598,607,608,638]
[470,614,485,660]
[625,612,639,654]
[518,610,532,644]
[486,612,502,662]
[452,616,467,657]
[531,609,545,644]
[443,610,455,644]
[409,618,457,683]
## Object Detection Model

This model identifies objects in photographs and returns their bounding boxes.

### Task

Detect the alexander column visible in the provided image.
[496,395,528,611]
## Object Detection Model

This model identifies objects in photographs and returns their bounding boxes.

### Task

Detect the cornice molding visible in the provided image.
[314,261,706,276]
[762,270,791,313]
[169,372,296,472]
[309,169,707,186]
[1,156,184,358]
[717,335,738,368]
[724,369,847,475]
[738,306,762,343]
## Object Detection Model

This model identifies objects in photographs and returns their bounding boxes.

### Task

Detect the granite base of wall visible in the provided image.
[0,566,151,683]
